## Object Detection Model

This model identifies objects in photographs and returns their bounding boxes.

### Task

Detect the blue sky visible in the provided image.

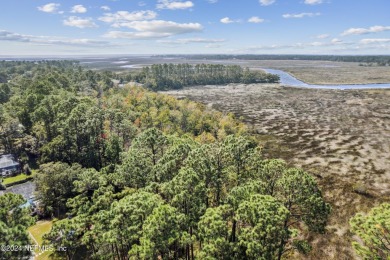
[1,0,390,55]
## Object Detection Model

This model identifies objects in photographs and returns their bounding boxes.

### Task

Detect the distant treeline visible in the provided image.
[154,54,390,66]
[133,63,280,90]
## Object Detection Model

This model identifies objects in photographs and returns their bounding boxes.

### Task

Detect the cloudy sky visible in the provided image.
[1,0,390,55]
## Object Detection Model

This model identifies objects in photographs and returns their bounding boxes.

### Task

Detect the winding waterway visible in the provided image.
[263,68,390,90]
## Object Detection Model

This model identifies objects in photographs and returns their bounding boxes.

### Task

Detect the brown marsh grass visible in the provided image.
[163,82,390,260]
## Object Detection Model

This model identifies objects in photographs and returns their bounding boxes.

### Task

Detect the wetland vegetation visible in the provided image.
[163,61,390,259]
[1,58,389,259]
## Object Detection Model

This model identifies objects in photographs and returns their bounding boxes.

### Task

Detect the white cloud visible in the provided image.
[37,3,61,13]
[248,16,264,23]
[159,38,225,44]
[243,44,297,52]
[63,17,98,28]
[241,38,352,52]
[104,20,202,39]
[304,0,323,5]
[308,42,324,47]
[47,38,108,46]
[360,38,390,44]
[341,25,390,36]
[331,38,342,44]
[156,0,194,10]
[207,0,218,3]
[71,5,87,13]
[0,30,110,47]
[101,6,111,11]
[316,34,330,39]
[138,1,147,6]
[283,12,321,18]
[259,0,275,6]
[205,44,222,48]
[113,20,202,33]
[220,17,237,24]
[309,38,351,47]
[104,31,171,39]
[0,30,30,42]
[300,39,349,47]
[99,10,157,23]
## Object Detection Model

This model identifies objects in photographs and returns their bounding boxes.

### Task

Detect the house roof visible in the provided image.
[0,154,19,169]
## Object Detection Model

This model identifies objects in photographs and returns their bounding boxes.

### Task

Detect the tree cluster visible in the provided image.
[0,61,122,167]
[0,193,34,259]
[135,63,279,90]
[40,129,330,260]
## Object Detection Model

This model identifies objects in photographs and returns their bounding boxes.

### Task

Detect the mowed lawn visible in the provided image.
[28,220,53,260]
[2,174,31,185]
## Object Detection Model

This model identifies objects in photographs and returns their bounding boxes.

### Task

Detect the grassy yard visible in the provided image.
[2,173,32,186]
[28,220,54,260]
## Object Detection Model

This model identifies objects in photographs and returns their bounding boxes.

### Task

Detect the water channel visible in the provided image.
[263,68,390,90]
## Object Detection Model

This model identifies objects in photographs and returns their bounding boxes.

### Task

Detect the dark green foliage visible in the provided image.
[132,204,186,259]
[0,72,7,83]
[0,193,35,259]
[236,195,290,260]
[0,83,11,103]
[350,203,390,259]
[43,217,83,260]
[137,63,279,90]
[43,131,329,260]
[293,240,312,255]
[274,167,331,233]
[197,205,233,259]
[35,162,82,217]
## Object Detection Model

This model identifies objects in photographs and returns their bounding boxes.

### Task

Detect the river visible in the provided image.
[263,68,390,90]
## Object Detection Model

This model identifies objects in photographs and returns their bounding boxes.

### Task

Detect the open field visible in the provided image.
[163,83,390,259]
[28,220,54,260]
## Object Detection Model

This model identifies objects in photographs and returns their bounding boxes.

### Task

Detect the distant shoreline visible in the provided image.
[263,68,390,90]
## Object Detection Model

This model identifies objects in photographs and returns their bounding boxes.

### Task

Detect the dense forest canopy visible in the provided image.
[134,63,280,90]
[0,60,386,259]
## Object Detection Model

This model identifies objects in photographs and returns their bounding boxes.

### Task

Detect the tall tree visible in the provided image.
[197,205,233,259]
[44,218,83,260]
[35,162,82,217]
[0,193,34,260]
[350,203,390,259]
[166,167,207,259]
[109,191,163,257]
[273,167,331,259]
[236,194,290,260]
[114,128,168,189]
[132,204,185,259]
